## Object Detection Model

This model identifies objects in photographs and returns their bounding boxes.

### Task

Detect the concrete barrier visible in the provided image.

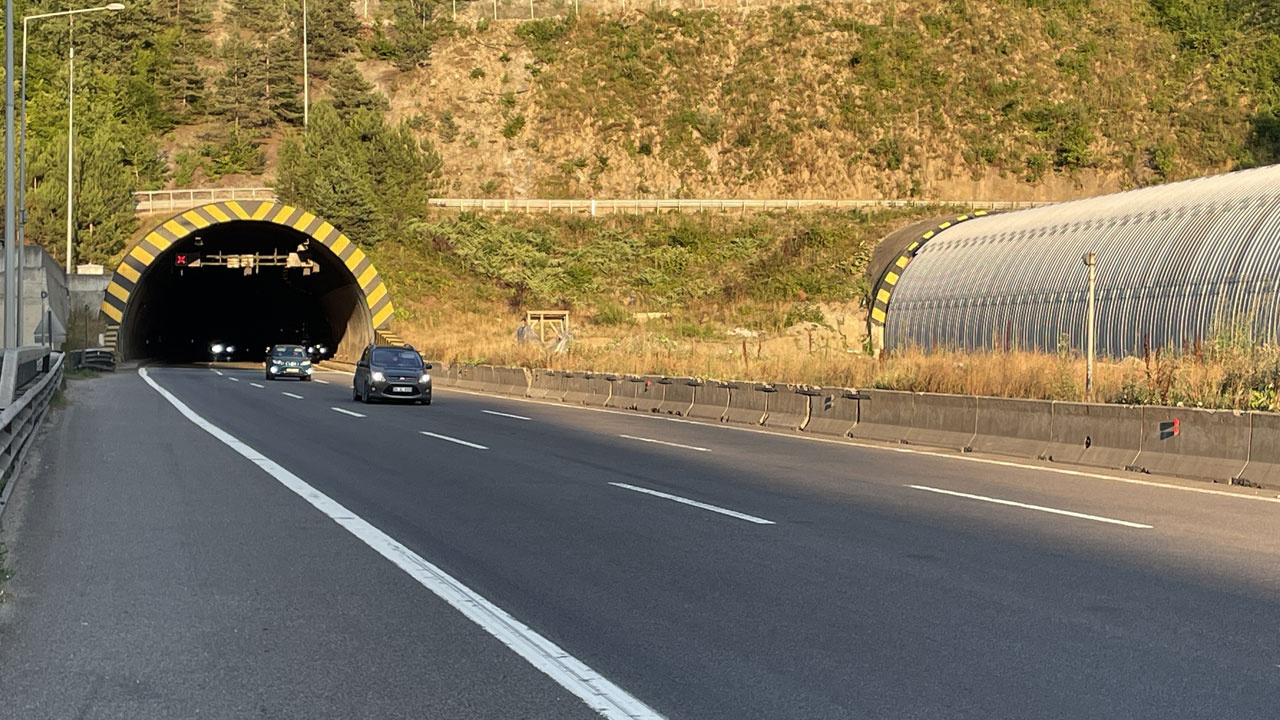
[903,393,976,451]
[687,380,730,422]
[561,372,593,404]
[477,365,504,393]
[1239,412,1280,487]
[804,387,860,438]
[762,384,811,431]
[634,376,665,413]
[454,364,482,391]
[660,378,696,416]
[1132,406,1251,482]
[1045,402,1143,470]
[528,369,563,400]
[850,390,914,444]
[605,375,636,409]
[971,397,1053,459]
[584,373,614,406]
[724,382,768,425]
[492,366,530,396]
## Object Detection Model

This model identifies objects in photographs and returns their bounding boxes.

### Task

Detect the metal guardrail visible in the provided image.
[1,346,52,406]
[0,351,63,487]
[68,348,117,372]
[427,198,1057,215]
[133,188,277,214]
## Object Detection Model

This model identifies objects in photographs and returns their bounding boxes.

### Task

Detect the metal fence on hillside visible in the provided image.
[134,188,277,214]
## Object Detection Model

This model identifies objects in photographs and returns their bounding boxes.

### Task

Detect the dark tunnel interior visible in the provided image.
[121,221,373,363]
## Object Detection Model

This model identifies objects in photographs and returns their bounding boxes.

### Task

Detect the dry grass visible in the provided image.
[401,311,1280,410]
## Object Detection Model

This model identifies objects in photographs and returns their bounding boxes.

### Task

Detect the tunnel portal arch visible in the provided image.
[101,201,396,362]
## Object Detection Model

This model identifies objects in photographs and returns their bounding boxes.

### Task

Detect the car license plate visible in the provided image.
[391,386,412,393]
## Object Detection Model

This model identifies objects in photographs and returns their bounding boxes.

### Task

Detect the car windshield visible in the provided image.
[272,346,307,358]
[372,348,423,369]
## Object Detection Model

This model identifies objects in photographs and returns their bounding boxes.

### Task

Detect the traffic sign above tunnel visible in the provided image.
[101,201,396,362]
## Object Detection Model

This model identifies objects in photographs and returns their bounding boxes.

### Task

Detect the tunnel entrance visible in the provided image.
[102,202,395,363]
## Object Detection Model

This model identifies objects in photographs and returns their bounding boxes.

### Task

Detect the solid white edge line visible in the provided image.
[609,482,775,525]
[282,392,304,399]
[907,485,1153,529]
[331,406,366,418]
[420,430,489,450]
[482,409,532,421]
[138,368,663,720]
[250,382,265,388]
[619,434,710,453]
[429,386,1280,505]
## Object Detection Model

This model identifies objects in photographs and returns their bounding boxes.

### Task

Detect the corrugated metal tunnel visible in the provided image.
[880,164,1280,356]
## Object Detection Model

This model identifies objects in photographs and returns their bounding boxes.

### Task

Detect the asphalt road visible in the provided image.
[2,365,1278,719]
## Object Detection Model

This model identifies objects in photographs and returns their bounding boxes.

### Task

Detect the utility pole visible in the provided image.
[1083,251,1097,402]
[66,18,76,274]
[302,0,309,128]
[4,0,17,347]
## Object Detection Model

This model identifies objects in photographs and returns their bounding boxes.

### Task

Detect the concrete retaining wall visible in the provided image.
[903,393,976,451]
[850,390,914,444]
[1045,402,1143,470]
[724,382,768,425]
[804,387,859,438]
[1132,406,1251,482]
[972,397,1052,459]
[661,378,696,416]
[763,385,811,431]
[687,381,730,422]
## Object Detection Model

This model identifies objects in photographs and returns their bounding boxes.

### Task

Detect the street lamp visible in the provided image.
[302,0,309,127]
[17,3,124,342]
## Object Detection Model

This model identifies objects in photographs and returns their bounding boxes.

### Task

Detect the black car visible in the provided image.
[353,345,432,404]
[265,344,314,380]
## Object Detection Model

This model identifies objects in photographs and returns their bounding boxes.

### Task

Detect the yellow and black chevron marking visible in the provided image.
[101,201,395,329]
[869,211,989,327]
[103,323,119,354]
[375,329,409,347]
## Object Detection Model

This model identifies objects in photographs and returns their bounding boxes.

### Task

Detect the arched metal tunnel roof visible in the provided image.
[101,201,399,360]
[880,164,1280,356]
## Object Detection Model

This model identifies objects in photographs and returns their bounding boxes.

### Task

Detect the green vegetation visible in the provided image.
[364,206,943,329]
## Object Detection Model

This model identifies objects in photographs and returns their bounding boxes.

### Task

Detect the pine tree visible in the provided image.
[214,37,275,131]
[303,0,360,69]
[264,34,305,126]
[74,128,139,265]
[328,61,389,121]
[390,0,446,70]
[232,0,285,34]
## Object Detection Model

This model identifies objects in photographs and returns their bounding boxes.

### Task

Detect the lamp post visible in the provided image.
[5,0,17,348]
[18,3,125,341]
[302,0,309,127]
[1083,251,1097,402]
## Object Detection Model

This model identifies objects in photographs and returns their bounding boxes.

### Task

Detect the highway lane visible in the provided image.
[0,369,606,720]
[134,365,1280,719]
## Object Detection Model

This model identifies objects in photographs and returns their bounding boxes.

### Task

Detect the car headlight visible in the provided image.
[371,371,385,382]
[420,373,431,383]
[269,365,280,374]
[302,360,311,366]
[211,343,224,354]
[226,345,236,353]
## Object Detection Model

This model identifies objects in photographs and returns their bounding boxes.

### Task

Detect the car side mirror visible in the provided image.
[425,363,433,370]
